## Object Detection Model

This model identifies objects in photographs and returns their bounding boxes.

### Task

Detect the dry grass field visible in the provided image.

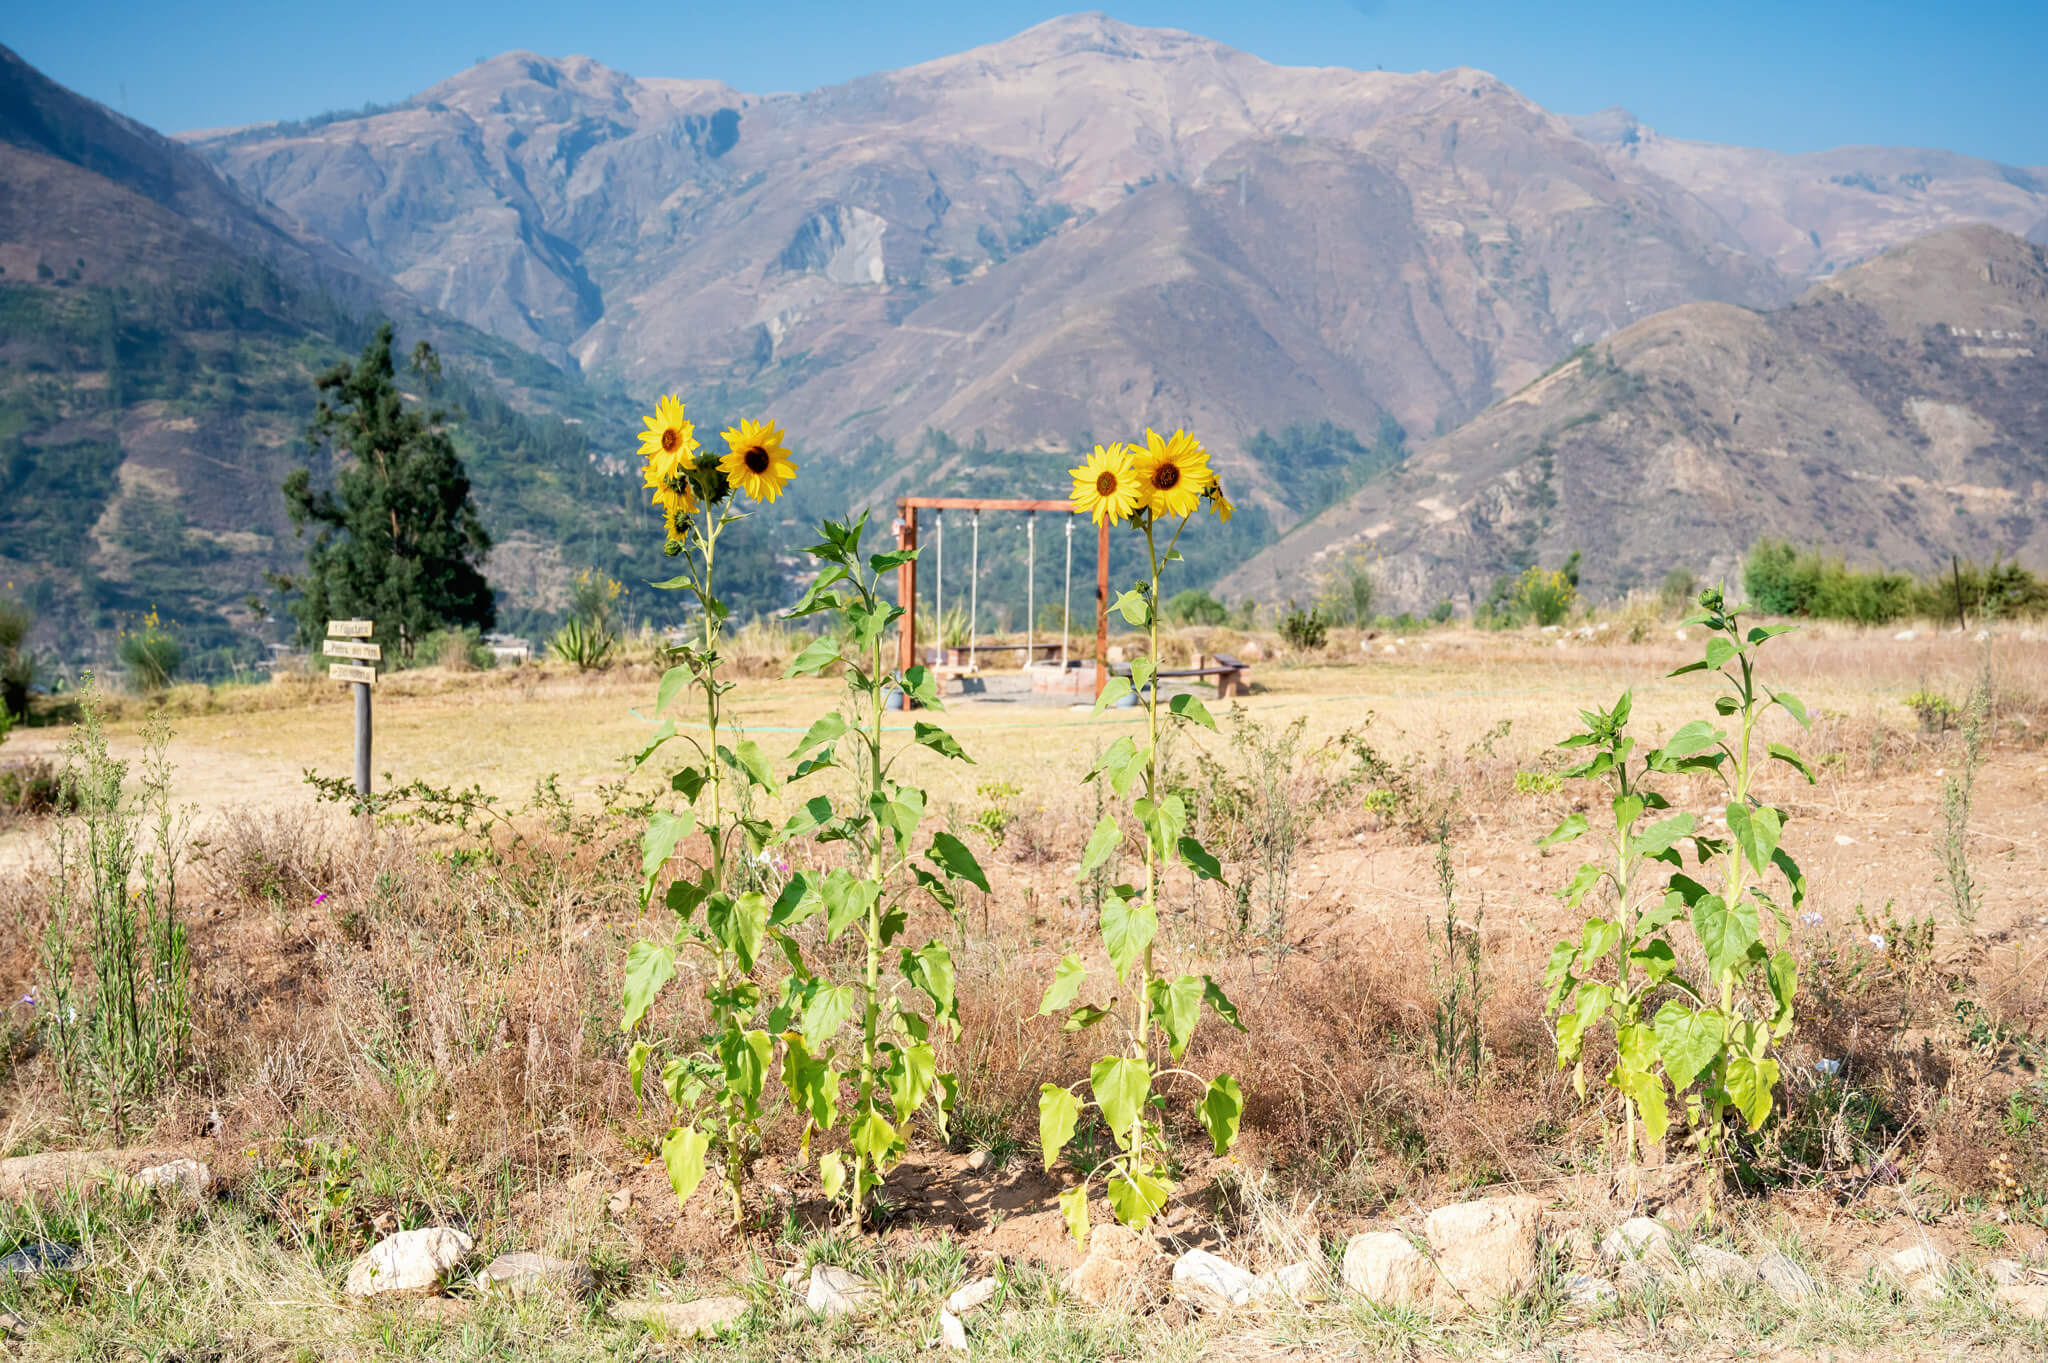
[0,618,2044,1360]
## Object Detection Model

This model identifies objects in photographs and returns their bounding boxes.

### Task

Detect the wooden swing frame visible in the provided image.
[893,497,1111,699]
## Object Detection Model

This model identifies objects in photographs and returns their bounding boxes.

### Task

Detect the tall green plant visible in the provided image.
[39,686,190,1141]
[618,400,805,1225]
[1541,590,1811,1204]
[777,511,989,1228]
[1039,434,1245,1247]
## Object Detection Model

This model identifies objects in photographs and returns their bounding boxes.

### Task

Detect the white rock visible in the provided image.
[1894,630,1916,642]
[1985,1259,2025,1286]
[1755,1251,1818,1304]
[938,1308,969,1353]
[965,1150,989,1172]
[1561,1273,1618,1309]
[131,1158,212,1202]
[1886,1244,1949,1282]
[780,1263,806,1291]
[1267,1261,1329,1303]
[945,1276,998,1315]
[1835,834,1857,846]
[1171,1248,1267,1308]
[808,1262,877,1317]
[1906,1274,1947,1304]
[1340,1231,1433,1309]
[343,1227,473,1298]
[1685,1244,1757,1291]
[1424,1196,1544,1311]
[476,1252,592,1298]
[1997,1284,2048,1319]
[1600,1217,1679,1273]
[610,1296,748,1337]
[606,1188,633,1217]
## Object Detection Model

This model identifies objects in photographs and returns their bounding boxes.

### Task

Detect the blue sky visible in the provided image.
[9,1,2045,164]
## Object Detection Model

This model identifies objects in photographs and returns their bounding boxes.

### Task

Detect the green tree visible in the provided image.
[274,325,493,656]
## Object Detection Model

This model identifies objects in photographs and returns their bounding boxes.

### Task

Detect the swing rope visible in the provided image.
[1025,513,1036,668]
[968,512,980,665]
[1061,514,1073,668]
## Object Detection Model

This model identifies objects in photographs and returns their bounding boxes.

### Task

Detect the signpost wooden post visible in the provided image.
[326,621,376,803]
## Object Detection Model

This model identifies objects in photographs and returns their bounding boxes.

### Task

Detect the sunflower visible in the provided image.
[718,418,798,502]
[639,394,699,495]
[1069,443,1142,526]
[651,481,699,524]
[1205,481,1235,524]
[1131,428,1213,519]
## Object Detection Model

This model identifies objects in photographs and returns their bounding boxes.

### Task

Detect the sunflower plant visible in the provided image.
[1040,430,1246,1247]
[1541,589,1811,1208]
[772,511,990,1229]
[619,398,807,1225]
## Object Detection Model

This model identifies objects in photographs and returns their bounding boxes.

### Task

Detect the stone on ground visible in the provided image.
[1995,1284,2048,1320]
[1561,1273,1619,1309]
[1424,1196,1544,1311]
[0,1242,79,1279]
[1985,1258,2025,1286]
[0,1150,181,1201]
[610,1296,749,1337]
[477,1252,593,1298]
[1755,1250,1819,1305]
[938,1307,969,1353]
[0,1310,25,1338]
[1068,1223,1162,1309]
[1684,1243,1758,1291]
[1340,1231,1433,1310]
[808,1262,877,1316]
[1171,1248,1267,1309]
[945,1276,998,1315]
[1600,1217,1679,1272]
[343,1227,473,1298]
[131,1158,212,1203]
[1266,1260,1329,1303]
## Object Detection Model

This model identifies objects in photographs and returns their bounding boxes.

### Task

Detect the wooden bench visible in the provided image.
[1112,653,1251,700]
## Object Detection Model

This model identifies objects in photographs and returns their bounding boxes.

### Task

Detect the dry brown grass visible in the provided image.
[0,622,2044,1326]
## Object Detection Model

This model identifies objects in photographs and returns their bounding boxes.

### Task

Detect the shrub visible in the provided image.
[547,616,613,671]
[1659,568,1697,614]
[1278,601,1328,649]
[1163,589,1228,626]
[0,758,73,817]
[0,595,30,721]
[1514,565,1578,627]
[37,686,192,1140]
[1321,553,1377,627]
[117,609,183,691]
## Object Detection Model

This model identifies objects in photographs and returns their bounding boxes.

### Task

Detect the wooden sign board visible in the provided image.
[329,663,378,685]
[324,640,382,661]
[327,619,374,638]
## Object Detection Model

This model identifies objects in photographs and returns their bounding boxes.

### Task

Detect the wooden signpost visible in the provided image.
[326,620,376,800]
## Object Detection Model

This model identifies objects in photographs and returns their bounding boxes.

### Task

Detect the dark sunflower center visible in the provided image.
[743,446,770,474]
[1154,462,1181,490]
[1095,471,1118,495]
[660,428,680,453]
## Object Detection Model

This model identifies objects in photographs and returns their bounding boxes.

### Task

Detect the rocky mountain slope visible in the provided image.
[182,15,1799,526]
[1220,226,2048,611]
[0,44,677,672]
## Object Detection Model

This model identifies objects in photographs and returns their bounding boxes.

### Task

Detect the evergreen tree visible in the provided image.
[274,324,494,655]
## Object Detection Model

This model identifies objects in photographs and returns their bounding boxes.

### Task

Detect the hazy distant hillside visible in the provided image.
[1222,226,2048,611]
[1567,107,2048,280]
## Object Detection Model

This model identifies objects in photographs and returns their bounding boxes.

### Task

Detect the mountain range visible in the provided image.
[5,13,2046,669]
